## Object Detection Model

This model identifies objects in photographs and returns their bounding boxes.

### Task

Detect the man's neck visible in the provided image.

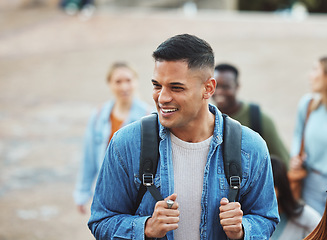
[170,111,215,143]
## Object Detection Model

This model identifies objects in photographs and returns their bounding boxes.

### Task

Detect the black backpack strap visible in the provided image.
[249,103,262,136]
[134,113,163,213]
[222,114,242,202]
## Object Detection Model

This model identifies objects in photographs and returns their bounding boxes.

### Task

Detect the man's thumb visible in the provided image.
[220,197,229,205]
[166,193,177,201]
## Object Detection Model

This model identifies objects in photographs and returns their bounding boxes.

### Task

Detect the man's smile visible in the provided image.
[161,108,178,113]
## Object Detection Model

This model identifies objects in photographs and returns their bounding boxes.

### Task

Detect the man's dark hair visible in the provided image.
[214,63,239,85]
[152,34,214,70]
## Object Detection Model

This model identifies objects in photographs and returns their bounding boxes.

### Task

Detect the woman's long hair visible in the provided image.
[303,200,327,240]
[271,156,304,218]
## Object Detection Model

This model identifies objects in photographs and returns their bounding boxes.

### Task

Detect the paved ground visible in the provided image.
[0,4,327,240]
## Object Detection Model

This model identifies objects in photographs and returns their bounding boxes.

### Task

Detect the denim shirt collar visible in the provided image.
[158,103,223,146]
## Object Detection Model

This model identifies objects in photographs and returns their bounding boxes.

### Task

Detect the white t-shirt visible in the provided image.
[171,133,212,240]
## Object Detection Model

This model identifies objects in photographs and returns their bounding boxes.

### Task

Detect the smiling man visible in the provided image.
[212,63,290,167]
[88,34,279,240]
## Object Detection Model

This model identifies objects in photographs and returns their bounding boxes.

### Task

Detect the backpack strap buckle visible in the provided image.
[143,173,154,187]
[229,176,241,189]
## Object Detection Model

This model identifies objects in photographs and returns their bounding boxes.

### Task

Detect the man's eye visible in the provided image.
[172,87,184,91]
[153,84,161,89]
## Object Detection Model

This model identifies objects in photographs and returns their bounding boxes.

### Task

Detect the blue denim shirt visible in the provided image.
[73,99,150,205]
[88,104,279,240]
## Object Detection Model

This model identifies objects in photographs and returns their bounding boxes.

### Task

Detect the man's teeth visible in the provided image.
[162,108,178,113]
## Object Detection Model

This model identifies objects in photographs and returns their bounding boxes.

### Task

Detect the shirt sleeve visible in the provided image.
[239,132,280,239]
[88,134,149,240]
[74,110,98,205]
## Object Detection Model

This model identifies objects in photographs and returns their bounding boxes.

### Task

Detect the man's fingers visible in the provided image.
[220,211,243,225]
[164,216,180,224]
[146,193,180,239]
[220,201,241,212]
[151,215,180,224]
[162,193,179,209]
[165,223,179,231]
[222,223,243,231]
[164,193,177,202]
[223,223,243,239]
[145,216,179,238]
[219,199,244,239]
[220,207,243,220]
[158,223,179,233]
[155,206,180,217]
[157,200,179,210]
[220,197,229,205]
[166,209,180,217]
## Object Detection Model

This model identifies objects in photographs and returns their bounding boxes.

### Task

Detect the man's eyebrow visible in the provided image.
[170,82,185,86]
[151,79,159,84]
[151,80,185,86]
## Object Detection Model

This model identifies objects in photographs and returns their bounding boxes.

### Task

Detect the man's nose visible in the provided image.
[158,87,172,103]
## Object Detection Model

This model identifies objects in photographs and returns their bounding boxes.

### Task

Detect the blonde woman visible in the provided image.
[74,62,151,214]
[290,56,327,215]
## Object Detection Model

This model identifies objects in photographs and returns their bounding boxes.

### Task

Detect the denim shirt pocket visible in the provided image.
[133,173,161,216]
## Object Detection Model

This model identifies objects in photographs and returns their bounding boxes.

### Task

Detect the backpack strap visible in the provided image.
[134,113,243,212]
[222,114,243,202]
[249,103,262,136]
[134,113,163,213]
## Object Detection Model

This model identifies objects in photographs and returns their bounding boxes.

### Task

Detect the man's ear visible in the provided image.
[203,77,216,99]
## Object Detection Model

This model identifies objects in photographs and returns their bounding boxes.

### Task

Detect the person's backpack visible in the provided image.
[249,103,262,136]
[134,113,242,212]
